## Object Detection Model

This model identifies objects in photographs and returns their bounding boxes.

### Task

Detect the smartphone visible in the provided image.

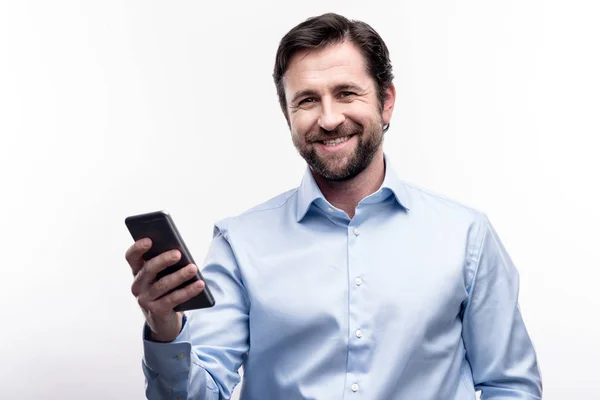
[124,210,215,312]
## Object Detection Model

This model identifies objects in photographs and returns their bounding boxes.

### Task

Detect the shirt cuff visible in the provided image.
[142,314,193,378]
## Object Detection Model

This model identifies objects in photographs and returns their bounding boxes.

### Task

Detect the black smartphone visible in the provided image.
[124,210,215,312]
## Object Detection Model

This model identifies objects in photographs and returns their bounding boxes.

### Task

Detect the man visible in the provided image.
[126,13,542,400]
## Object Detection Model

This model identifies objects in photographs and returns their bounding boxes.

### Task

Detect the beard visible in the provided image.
[292,117,384,181]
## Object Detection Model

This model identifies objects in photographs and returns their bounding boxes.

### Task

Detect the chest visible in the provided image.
[242,218,469,346]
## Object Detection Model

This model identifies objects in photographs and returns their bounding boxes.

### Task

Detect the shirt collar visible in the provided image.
[296,153,412,222]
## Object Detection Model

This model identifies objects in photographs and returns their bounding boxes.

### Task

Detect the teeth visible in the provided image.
[323,136,350,146]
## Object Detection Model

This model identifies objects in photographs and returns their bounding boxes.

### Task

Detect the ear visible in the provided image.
[381,83,396,125]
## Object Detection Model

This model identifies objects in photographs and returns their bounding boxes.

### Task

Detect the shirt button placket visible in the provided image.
[347,223,369,395]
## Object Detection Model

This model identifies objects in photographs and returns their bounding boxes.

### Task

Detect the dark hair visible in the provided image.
[273,13,394,132]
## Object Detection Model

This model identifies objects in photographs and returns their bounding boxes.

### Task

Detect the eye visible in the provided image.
[339,91,356,98]
[298,97,316,105]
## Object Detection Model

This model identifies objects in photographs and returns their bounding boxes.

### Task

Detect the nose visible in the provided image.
[318,99,345,132]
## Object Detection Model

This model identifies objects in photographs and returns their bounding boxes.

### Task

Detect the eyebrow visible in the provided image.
[290,83,365,105]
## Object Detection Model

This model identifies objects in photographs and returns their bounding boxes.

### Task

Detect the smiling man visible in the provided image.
[285,43,388,186]
[126,13,542,399]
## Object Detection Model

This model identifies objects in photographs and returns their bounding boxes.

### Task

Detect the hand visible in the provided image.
[125,238,206,342]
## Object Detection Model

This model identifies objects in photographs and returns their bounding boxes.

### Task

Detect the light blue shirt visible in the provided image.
[141,155,542,399]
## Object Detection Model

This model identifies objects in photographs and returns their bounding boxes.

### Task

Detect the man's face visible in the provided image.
[283,41,395,181]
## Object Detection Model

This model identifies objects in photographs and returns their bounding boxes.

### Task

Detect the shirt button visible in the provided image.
[351,383,359,392]
[328,207,333,212]
[355,329,363,338]
[176,353,185,360]
[352,228,360,236]
[355,277,363,286]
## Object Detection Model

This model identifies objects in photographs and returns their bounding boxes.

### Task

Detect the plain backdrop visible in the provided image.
[1,1,599,399]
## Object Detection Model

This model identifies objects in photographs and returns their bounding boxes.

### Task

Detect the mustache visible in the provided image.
[306,123,363,143]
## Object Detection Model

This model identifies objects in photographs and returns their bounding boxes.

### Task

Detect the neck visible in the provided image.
[312,148,385,219]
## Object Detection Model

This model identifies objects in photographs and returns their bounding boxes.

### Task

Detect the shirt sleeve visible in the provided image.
[462,215,543,399]
[141,221,250,400]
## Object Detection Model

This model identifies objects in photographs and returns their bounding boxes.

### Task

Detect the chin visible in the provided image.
[317,162,364,181]
[324,170,362,182]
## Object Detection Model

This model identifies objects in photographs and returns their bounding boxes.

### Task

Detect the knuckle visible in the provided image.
[136,238,150,251]
[165,292,183,309]
[137,296,147,309]
[131,274,143,296]
[165,250,179,264]
[146,251,177,274]
[131,283,139,297]
[186,283,197,295]
[143,257,156,272]
[126,243,141,260]
[182,284,197,300]
[131,271,143,291]
[178,266,192,281]
[153,279,167,295]
[125,251,134,264]
[145,262,161,278]
[148,253,170,273]
[163,296,176,310]
[159,252,170,265]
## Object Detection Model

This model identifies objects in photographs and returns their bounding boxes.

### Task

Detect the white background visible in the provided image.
[1,1,598,399]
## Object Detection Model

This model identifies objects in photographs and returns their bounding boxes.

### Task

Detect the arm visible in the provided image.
[462,215,543,399]
[142,222,250,400]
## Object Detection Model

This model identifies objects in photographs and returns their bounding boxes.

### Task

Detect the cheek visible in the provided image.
[343,102,379,123]
[290,111,317,137]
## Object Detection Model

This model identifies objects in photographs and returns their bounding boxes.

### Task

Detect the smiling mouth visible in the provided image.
[319,135,354,146]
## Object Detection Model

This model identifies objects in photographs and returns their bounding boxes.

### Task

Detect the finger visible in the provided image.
[125,238,152,275]
[131,249,180,296]
[148,280,205,315]
[145,249,181,278]
[147,264,198,301]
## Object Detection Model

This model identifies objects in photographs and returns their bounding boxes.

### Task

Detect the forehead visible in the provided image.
[283,41,372,93]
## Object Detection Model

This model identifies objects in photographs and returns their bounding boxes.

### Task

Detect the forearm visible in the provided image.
[463,215,542,399]
[140,223,250,399]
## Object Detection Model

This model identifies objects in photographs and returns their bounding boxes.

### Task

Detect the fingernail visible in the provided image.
[172,250,180,259]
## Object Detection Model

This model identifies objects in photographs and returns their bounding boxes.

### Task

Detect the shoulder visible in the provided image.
[401,180,487,223]
[212,187,299,236]
[398,181,495,288]
[400,180,491,252]
[402,181,482,216]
